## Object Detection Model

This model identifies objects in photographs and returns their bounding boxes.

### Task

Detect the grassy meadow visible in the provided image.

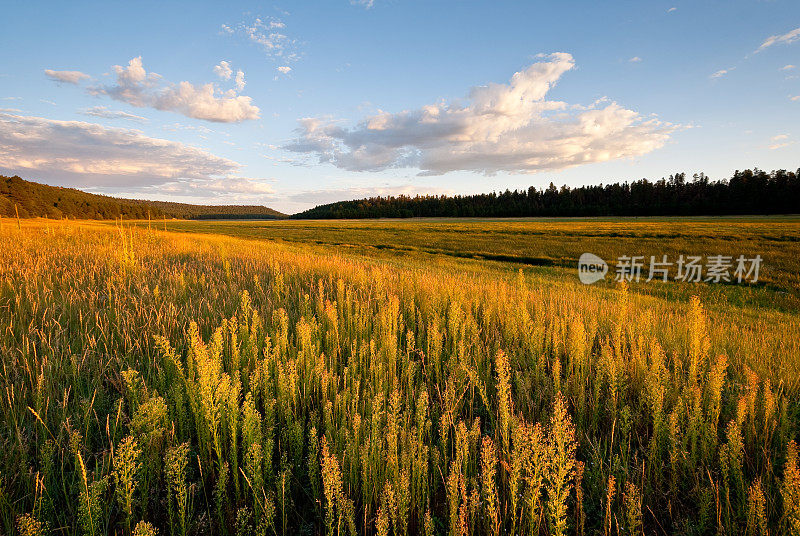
[1,217,799,536]
[126,217,800,312]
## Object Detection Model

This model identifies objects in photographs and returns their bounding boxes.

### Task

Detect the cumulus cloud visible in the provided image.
[629,56,642,63]
[791,95,800,101]
[781,64,796,71]
[667,7,677,13]
[222,16,301,63]
[285,53,676,176]
[0,111,240,188]
[351,0,375,8]
[81,105,148,122]
[214,61,245,90]
[277,66,292,74]
[44,69,90,84]
[90,57,259,123]
[753,27,800,54]
[214,61,233,80]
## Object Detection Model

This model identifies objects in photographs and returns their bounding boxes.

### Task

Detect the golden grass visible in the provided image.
[0,218,798,535]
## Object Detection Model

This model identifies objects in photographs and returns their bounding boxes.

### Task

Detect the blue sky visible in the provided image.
[1,0,798,214]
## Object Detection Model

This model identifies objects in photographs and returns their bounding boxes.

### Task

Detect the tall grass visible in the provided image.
[0,219,798,535]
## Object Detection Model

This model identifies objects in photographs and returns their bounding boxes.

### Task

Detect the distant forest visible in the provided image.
[0,175,286,220]
[3,169,798,221]
[294,168,800,219]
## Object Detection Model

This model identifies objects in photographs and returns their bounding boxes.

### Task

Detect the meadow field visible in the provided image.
[131,217,800,313]
[1,217,799,536]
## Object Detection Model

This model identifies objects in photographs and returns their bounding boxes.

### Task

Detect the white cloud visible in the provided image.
[753,26,800,54]
[214,61,245,90]
[277,66,292,74]
[222,16,301,63]
[90,57,260,123]
[0,111,240,188]
[769,142,793,150]
[81,105,148,122]
[629,56,642,63]
[285,53,676,176]
[44,69,90,84]
[213,61,233,80]
[350,0,375,8]
[710,69,730,79]
[667,7,677,13]
[769,134,794,150]
[148,176,275,199]
[791,95,800,101]
[781,64,796,71]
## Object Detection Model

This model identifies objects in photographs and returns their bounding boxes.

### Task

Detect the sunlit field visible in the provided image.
[1,218,799,536]
[125,216,800,312]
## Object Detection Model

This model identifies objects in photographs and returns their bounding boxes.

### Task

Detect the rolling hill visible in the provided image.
[0,175,286,220]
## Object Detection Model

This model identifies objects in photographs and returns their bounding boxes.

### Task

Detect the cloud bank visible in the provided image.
[0,111,239,188]
[285,53,675,175]
[91,57,259,123]
[145,176,275,200]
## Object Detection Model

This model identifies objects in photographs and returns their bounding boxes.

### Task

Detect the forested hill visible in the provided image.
[0,176,286,220]
[294,168,800,219]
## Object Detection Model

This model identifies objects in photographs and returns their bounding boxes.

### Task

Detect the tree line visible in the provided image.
[293,168,800,219]
[0,175,286,220]
[5,169,797,221]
